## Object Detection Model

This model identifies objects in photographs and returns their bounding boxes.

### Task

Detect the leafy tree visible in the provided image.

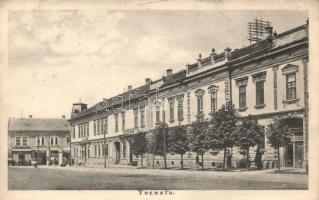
[148,122,168,168]
[167,125,189,169]
[187,119,210,169]
[129,132,148,168]
[235,115,264,170]
[266,117,291,172]
[210,104,238,170]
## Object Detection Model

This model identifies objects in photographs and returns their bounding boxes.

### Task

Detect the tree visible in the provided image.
[187,119,210,169]
[235,115,264,170]
[167,125,189,169]
[129,132,148,168]
[266,117,291,172]
[148,122,168,168]
[210,104,238,170]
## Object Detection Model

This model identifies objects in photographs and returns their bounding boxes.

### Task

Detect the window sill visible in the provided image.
[178,117,184,122]
[254,104,265,109]
[196,113,205,120]
[282,98,300,104]
[169,119,175,123]
[238,107,248,112]
[140,125,145,128]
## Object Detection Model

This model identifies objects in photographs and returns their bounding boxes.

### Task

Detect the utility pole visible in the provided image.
[104,124,107,168]
[69,137,72,166]
[37,137,40,164]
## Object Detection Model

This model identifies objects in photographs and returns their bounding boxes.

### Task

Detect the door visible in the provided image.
[115,142,120,164]
[18,153,25,165]
[295,142,304,168]
[284,144,293,167]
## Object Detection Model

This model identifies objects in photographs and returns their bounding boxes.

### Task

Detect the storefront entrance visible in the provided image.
[283,117,304,168]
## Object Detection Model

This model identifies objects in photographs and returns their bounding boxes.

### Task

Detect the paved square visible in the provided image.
[8,166,308,190]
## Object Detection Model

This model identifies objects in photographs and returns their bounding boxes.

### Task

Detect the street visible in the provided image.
[8,166,307,190]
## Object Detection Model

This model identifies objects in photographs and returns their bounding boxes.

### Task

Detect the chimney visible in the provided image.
[197,53,202,68]
[224,47,232,61]
[145,78,151,85]
[166,69,173,76]
[128,85,132,91]
[29,115,32,118]
[265,26,273,38]
[62,115,65,119]
[210,48,216,65]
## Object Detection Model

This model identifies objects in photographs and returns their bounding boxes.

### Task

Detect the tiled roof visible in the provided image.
[8,118,71,132]
[230,39,273,60]
[161,70,186,88]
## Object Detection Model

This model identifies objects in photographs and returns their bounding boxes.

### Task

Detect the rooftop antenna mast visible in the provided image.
[248,17,271,45]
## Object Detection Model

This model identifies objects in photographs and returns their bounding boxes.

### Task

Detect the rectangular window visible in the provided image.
[256,81,264,106]
[155,105,160,123]
[50,137,54,145]
[122,112,125,131]
[210,92,217,112]
[287,73,296,100]
[93,120,96,135]
[115,114,119,132]
[169,100,174,122]
[197,95,203,115]
[140,107,145,127]
[16,137,21,146]
[41,136,45,145]
[104,118,108,134]
[239,85,247,109]
[134,109,138,129]
[22,137,27,145]
[98,144,101,157]
[86,124,89,137]
[94,144,97,157]
[55,137,58,145]
[72,127,75,138]
[177,97,183,120]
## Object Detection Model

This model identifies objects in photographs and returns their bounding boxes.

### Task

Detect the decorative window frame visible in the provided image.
[176,94,184,122]
[154,101,161,125]
[235,77,248,111]
[195,89,205,119]
[208,85,219,114]
[252,71,267,109]
[168,97,175,123]
[281,64,300,104]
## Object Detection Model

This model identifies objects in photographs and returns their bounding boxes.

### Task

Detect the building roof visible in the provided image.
[8,118,71,132]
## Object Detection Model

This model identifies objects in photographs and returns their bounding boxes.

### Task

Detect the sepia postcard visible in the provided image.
[0,0,319,200]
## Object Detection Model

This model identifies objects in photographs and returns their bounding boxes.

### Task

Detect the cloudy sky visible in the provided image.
[8,10,307,118]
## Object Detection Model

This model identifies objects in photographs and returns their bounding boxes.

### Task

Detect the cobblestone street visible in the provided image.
[8,166,308,190]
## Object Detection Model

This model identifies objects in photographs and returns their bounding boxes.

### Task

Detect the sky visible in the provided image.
[7,10,308,118]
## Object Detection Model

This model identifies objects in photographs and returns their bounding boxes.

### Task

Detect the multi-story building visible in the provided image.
[69,21,308,169]
[8,116,71,165]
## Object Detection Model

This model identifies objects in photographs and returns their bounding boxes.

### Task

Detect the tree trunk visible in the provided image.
[277,147,280,173]
[201,152,204,170]
[152,154,155,168]
[223,147,227,170]
[164,153,167,169]
[140,154,143,168]
[246,148,249,171]
[180,154,184,169]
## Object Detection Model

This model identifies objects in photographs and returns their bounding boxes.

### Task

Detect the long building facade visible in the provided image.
[69,22,308,169]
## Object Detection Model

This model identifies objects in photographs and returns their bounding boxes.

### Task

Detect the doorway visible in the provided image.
[114,142,121,164]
